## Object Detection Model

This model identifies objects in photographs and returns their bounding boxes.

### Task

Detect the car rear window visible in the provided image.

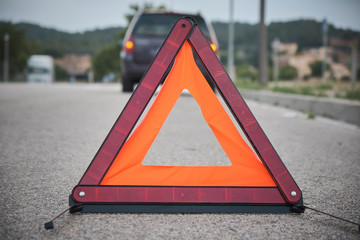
[133,13,210,38]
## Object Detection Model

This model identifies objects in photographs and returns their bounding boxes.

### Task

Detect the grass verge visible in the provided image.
[335,87,360,100]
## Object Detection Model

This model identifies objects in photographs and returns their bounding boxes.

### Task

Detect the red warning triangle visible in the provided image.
[70,18,302,213]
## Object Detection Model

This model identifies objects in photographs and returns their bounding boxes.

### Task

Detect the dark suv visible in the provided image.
[120,11,219,92]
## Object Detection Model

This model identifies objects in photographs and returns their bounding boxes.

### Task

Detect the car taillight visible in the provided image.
[123,37,134,54]
[209,40,218,54]
[210,43,217,53]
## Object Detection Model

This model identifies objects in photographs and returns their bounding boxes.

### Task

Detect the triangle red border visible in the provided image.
[71,18,302,207]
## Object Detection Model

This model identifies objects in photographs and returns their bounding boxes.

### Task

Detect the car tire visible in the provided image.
[122,76,134,92]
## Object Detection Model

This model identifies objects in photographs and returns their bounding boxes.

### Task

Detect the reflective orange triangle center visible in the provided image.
[101,42,275,187]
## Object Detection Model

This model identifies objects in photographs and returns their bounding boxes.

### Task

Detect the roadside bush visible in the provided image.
[344,87,360,100]
[272,84,329,97]
[303,74,310,81]
[298,86,314,95]
[310,60,330,77]
[315,82,333,91]
[341,75,350,82]
[235,78,263,90]
[236,64,257,81]
[271,86,297,94]
[336,87,360,100]
[279,65,298,80]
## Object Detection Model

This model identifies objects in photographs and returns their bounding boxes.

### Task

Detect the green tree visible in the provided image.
[0,22,36,81]
[15,22,122,57]
[55,65,68,81]
[92,43,121,81]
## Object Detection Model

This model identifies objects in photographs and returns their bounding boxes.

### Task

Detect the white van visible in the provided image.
[26,55,54,83]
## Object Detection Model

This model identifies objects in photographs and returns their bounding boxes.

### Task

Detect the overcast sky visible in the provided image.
[0,0,359,33]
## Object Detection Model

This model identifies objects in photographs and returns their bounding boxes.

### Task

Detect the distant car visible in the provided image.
[26,55,54,83]
[120,11,219,92]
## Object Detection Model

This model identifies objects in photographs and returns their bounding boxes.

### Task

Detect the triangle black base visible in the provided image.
[69,196,303,214]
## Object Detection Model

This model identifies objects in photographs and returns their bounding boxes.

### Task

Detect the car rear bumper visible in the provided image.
[121,54,149,82]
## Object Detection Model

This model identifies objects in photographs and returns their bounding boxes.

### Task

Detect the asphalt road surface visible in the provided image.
[1,83,359,239]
